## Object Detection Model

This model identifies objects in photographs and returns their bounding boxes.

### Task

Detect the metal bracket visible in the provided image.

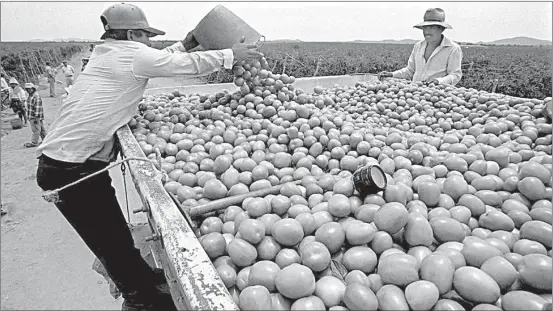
[146,225,165,250]
[145,234,160,242]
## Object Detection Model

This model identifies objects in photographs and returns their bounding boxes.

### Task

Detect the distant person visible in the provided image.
[1,73,8,91]
[8,77,28,126]
[45,62,57,97]
[1,73,9,109]
[81,57,90,72]
[23,83,47,148]
[35,2,263,311]
[56,60,75,87]
[379,8,463,86]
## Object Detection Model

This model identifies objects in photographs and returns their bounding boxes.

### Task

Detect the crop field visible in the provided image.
[2,41,550,100]
[0,42,95,84]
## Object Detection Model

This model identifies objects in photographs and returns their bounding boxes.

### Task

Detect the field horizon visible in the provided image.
[2,35,552,47]
[1,40,551,99]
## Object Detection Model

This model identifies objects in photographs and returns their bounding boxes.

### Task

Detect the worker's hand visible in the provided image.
[231,36,264,64]
[378,71,393,80]
[423,78,439,86]
[182,31,199,51]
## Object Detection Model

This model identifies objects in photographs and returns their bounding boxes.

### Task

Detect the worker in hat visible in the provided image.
[45,62,57,97]
[56,60,75,88]
[23,82,47,148]
[379,8,463,86]
[35,3,263,311]
[8,77,28,126]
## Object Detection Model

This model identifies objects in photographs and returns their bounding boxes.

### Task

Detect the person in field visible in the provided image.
[1,73,8,91]
[35,3,263,311]
[1,73,9,109]
[379,8,463,86]
[45,62,57,97]
[8,77,28,126]
[23,83,47,148]
[81,57,90,72]
[56,60,75,88]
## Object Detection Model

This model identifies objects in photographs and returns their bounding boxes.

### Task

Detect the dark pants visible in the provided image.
[36,155,175,309]
[30,119,47,144]
[48,78,56,97]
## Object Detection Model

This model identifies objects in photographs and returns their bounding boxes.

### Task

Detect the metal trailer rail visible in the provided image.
[115,73,379,310]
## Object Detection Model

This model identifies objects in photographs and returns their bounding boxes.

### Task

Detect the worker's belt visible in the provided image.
[40,155,107,170]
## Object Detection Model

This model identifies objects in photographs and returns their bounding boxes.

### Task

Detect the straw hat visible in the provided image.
[414,8,452,29]
[24,83,36,90]
[9,77,19,85]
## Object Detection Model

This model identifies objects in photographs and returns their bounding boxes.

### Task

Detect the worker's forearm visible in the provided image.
[392,67,414,80]
[163,41,187,53]
[133,49,234,79]
[437,71,462,86]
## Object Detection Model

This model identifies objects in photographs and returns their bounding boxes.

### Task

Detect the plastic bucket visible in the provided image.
[193,5,264,50]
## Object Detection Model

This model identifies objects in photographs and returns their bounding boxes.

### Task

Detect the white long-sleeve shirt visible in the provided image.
[8,86,27,101]
[37,40,234,163]
[392,35,463,86]
[57,64,76,77]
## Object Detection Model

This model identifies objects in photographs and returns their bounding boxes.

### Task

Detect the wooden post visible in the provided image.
[282,56,287,75]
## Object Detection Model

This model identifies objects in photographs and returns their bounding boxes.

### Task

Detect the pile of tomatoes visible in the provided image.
[129,58,552,311]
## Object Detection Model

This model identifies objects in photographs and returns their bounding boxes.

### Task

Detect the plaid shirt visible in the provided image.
[27,92,44,120]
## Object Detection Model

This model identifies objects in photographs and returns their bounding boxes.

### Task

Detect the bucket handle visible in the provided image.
[255,35,266,49]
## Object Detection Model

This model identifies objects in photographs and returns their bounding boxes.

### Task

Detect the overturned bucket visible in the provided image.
[193,4,265,50]
[352,164,387,198]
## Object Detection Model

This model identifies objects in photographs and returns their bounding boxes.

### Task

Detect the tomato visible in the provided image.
[275,263,316,300]
[239,285,272,310]
[299,240,331,272]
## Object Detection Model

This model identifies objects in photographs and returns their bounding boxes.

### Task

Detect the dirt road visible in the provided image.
[1,50,198,310]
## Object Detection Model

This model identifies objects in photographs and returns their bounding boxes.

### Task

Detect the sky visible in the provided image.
[1,1,552,43]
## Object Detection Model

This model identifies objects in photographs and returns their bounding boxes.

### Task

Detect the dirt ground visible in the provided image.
[1,50,199,310]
